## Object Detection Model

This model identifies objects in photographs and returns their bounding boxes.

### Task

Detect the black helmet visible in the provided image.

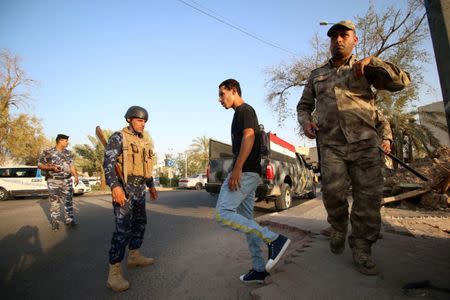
[124,106,148,122]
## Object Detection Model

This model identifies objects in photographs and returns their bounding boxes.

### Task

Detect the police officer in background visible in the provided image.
[104,106,158,292]
[38,134,79,230]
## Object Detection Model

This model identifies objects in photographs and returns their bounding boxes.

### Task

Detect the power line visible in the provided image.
[175,0,299,57]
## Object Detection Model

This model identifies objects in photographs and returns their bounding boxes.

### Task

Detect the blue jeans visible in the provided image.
[215,172,279,272]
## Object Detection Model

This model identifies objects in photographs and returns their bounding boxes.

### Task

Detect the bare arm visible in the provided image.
[37,163,60,172]
[228,128,255,191]
[70,165,79,185]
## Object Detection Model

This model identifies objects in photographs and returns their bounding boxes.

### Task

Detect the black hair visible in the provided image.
[56,134,69,143]
[219,79,242,97]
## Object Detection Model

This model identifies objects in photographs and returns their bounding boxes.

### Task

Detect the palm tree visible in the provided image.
[73,131,112,190]
[377,91,444,166]
[189,135,209,174]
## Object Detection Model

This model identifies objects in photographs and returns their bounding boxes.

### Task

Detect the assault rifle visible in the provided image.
[379,146,429,182]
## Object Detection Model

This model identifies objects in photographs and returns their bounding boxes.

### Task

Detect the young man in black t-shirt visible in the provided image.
[215,79,290,283]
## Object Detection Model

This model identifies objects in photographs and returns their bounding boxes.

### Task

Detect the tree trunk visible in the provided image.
[100,165,107,191]
[408,137,414,163]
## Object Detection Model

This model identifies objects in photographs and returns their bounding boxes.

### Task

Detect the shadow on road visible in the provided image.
[0,196,261,299]
[0,225,44,287]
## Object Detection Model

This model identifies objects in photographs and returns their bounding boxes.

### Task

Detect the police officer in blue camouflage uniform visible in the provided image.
[104,106,158,292]
[38,134,79,230]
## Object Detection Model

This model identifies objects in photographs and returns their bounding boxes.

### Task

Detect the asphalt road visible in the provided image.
[0,190,306,299]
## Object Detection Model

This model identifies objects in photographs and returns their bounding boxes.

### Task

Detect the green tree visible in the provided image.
[73,131,112,190]
[188,135,209,175]
[5,114,51,165]
[0,49,49,165]
[378,91,445,163]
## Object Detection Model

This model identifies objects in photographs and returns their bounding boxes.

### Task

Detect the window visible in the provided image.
[0,168,38,178]
[0,168,11,177]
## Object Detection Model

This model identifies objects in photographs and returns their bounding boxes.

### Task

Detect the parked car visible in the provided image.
[0,166,48,200]
[206,130,317,211]
[73,178,91,195]
[82,176,101,186]
[178,173,207,190]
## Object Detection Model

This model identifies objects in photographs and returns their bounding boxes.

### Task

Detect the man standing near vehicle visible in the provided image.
[104,106,158,292]
[297,21,410,275]
[38,134,79,230]
[215,79,290,283]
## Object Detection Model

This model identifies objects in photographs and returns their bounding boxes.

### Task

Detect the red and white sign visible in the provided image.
[269,133,296,158]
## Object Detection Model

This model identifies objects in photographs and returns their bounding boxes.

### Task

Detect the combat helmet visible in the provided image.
[124,106,148,122]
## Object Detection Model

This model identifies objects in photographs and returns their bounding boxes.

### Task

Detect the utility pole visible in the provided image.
[425,0,450,137]
[185,151,188,178]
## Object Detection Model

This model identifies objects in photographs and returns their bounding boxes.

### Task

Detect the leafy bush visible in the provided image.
[159,176,179,187]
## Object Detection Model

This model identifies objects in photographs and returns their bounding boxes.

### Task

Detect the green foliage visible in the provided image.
[5,114,51,165]
[172,135,210,177]
[73,131,112,189]
[0,50,49,165]
[73,133,111,176]
[158,175,179,187]
[188,135,209,174]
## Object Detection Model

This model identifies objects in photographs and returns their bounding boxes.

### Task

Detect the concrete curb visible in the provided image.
[250,198,450,300]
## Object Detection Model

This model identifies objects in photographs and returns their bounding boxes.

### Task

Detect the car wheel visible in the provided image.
[275,183,291,211]
[0,187,9,201]
[307,182,317,199]
[195,183,202,190]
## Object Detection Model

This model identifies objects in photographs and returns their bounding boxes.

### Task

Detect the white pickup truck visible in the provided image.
[0,166,91,201]
[178,173,207,190]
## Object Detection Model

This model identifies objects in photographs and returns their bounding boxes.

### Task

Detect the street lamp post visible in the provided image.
[168,148,173,187]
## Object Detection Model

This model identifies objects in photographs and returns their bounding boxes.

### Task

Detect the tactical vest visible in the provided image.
[117,127,154,183]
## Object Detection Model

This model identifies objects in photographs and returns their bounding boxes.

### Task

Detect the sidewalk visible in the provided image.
[253,197,450,299]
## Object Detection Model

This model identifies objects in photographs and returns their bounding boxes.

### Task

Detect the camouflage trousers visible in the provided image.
[320,144,383,248]
[109,184,147,264]
[47,178,74,223]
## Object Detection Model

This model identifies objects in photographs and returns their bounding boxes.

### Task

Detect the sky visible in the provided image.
[0,0,442,164]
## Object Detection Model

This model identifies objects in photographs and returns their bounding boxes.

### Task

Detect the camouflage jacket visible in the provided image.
[103,131,154,190]
[297,55,410,147]
[38,147,74,178]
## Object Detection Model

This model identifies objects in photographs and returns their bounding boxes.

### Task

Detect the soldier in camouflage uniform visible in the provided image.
[38,134,79,231]
[297,21,410,275]
[104,106,158,292]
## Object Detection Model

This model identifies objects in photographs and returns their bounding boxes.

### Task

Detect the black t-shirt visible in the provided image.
[231,103,261,174]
